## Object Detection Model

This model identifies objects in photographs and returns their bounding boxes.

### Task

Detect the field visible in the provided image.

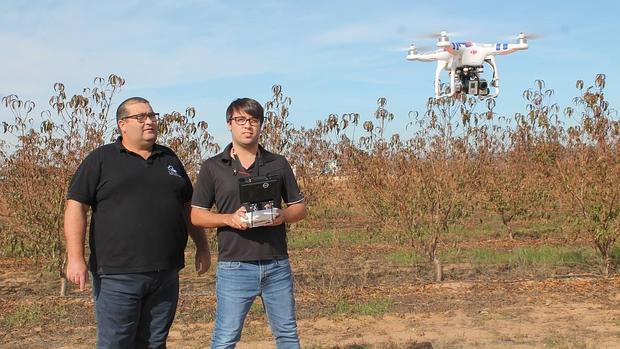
[1,213,619,349]
[1,75,619,348]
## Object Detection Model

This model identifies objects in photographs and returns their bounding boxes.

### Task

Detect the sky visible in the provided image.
[1,0,618,147]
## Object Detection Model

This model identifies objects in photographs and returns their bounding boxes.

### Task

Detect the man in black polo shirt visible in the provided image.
[191,98,307,348]
[64,97,211,348]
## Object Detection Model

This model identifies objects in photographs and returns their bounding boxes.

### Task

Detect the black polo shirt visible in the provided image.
[67,138,192,274]
[191,143,304,261]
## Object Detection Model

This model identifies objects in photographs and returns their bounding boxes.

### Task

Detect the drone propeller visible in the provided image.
[525,33,543,40]
[503,32,544,41]
[394,44,432,52]
[421,31,461,39]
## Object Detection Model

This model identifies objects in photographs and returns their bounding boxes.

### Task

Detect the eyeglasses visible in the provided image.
[121,112,159,123]
[231,116,261,126]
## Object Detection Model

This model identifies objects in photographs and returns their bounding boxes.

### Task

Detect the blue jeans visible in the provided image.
[92,270,179,349]
[211,258,300,349]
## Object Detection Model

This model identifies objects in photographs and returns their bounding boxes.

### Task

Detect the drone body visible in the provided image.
[406,32,529,99]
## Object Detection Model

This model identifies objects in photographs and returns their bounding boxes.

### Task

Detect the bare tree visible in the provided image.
[1,75,124,295]
[552,75,620,276]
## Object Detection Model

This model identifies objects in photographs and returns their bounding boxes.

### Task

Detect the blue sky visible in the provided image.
[1,0,618,146]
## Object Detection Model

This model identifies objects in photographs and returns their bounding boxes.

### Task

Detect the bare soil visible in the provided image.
[1,250,618,349]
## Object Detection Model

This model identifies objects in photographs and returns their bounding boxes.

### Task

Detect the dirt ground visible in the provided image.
[1,260,618,349]
[166,277,620,349]
[1,229,619,349]
[182,302,619,349]
[165,293,620,349]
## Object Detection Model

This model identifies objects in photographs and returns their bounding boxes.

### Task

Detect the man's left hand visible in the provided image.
[266,211,286,226]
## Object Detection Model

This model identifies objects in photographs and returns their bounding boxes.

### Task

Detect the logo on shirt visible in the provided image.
[168,165,182,178]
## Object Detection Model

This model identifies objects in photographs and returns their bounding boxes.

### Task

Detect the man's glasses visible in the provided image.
[121,112,159,123]
[231,116,261,126]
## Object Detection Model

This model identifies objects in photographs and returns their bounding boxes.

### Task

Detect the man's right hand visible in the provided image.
[226,206,249,230]
[66,259,88,291]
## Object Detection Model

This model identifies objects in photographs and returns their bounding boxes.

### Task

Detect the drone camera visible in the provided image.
[467,80,478,94]
[465,79,489,96]
[478,79,489,95]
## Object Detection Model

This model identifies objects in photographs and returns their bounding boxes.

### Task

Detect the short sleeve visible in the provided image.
[174,156,193,203]
[191,160,215,209]
[281,159,304,205]
[67,150,101,206]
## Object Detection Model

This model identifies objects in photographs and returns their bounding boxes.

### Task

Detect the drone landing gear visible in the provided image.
[451,65,499,99]
[456,66,488,97]
[434,64,500,100]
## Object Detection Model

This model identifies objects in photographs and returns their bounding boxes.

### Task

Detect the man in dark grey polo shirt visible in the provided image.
[191,98,307,348]
[64,97,211,348]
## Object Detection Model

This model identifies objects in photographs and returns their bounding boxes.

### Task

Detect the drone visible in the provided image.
[406,31,530,99]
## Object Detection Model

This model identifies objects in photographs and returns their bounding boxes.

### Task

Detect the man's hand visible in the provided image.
[195,246,211,275]
[66,258,88,291]
[266,210,286,226]
[64,199,89,291]
[226,206,249,230]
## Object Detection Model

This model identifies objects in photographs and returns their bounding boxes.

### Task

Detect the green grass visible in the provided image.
[2,303,44,328]
[447,212,568,241]
[450,246,595,267]
[611,245,620,265]
[470,248,512,264]
[517,219,564,238]
[308,204,355,221]
[385,250,425,265]
[288,229,368,249]
[249,300,266,315]
[332,298,392,316]
[386,246,598,268]
[450,218,504,240]
[1,302,83,330]
[509,246,593,267]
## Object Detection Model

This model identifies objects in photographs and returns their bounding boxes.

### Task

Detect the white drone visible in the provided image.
[406,31,529,99]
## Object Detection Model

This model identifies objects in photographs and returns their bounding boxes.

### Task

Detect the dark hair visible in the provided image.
[116,97,150,121]
[226,98,264,124]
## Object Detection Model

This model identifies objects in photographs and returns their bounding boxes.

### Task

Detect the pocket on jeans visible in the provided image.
[274,258,290,267]
[218,261,242,270]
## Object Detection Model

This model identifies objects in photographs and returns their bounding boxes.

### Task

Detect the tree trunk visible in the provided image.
[604,255,613,278]
[59,254,67,296]
[59,276,67,296]
[596,238,615,278]
[501,214,514,240]
[433,257,443,282]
